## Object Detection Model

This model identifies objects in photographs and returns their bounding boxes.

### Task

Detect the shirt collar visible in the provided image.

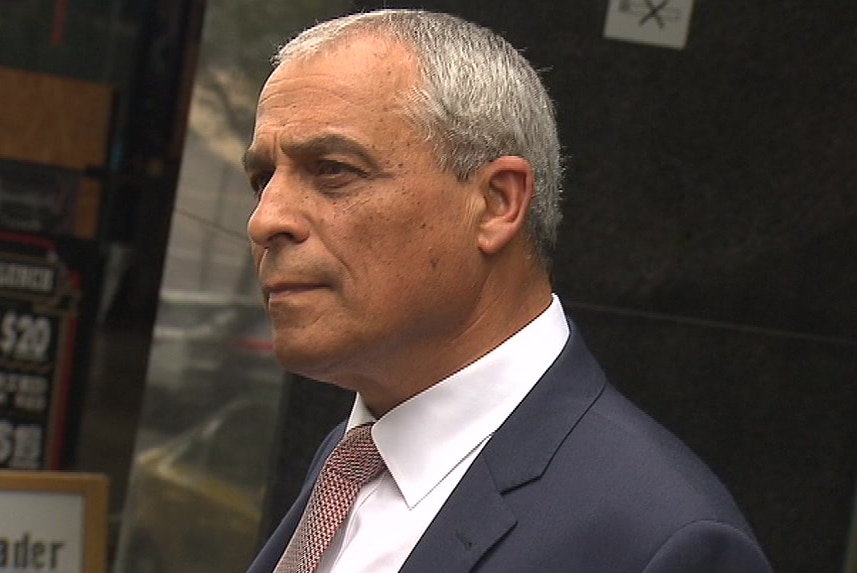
[347,295,570,508]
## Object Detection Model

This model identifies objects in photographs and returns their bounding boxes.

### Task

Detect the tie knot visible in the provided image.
[326,424,385,485]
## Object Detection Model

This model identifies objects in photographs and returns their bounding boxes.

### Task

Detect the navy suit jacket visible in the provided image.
[248,321,772,572]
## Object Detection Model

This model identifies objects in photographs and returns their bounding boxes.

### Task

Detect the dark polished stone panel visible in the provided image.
[571,306,857,573]
[360,1,857,340]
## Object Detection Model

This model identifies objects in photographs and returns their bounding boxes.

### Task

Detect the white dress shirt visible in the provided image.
[314,295,570,572]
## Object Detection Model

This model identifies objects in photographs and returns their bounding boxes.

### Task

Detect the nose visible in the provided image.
[247,173,311,247]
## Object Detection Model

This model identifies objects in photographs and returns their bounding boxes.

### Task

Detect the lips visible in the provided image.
[263,281,328,303]
[257,257,335,303]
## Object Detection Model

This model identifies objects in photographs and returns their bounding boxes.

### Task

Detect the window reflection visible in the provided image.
[146,291,276,433]
[120,396,278,573]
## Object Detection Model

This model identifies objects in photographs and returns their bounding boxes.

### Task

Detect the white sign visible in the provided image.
[604,0,695,50]
[0,472,106,573]
[0,491,83,572]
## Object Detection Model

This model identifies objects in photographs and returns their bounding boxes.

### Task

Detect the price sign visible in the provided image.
[0,232,82,470]
[0,311,53,363]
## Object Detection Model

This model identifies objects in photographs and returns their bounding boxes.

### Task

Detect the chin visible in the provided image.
[273,342,344,384]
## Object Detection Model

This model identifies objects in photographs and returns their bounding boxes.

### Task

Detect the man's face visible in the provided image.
[245,37,487,397]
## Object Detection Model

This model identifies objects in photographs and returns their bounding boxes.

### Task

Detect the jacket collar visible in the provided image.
[399,320,607,572]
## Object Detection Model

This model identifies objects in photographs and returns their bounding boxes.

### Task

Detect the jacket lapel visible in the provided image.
[400,321,607,573]
[399,458,516,572]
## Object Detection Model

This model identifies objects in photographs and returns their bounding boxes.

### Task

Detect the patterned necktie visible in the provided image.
[274,423,386,573]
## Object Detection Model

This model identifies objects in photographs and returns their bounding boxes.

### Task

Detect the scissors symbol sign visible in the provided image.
[618,0,683,29]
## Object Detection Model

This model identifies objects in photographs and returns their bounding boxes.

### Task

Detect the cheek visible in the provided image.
[332,211,425,301]
[327,172,472,284]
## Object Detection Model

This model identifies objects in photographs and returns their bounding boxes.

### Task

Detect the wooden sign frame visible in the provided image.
[0,471,107,573]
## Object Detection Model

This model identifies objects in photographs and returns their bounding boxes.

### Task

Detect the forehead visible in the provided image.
[256,36,419,125]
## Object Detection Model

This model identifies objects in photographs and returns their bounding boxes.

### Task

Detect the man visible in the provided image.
[244,9,772,573]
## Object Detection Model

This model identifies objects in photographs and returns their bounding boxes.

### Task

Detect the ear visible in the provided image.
[476,156,535,255]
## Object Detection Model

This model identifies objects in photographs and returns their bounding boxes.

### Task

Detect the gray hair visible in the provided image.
[275,10,563,265]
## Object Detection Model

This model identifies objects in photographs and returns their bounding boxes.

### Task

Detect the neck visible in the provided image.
[356,263,553,417]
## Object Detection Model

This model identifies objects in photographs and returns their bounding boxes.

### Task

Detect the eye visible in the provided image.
[249,171,273,199]
[313,159,367,189]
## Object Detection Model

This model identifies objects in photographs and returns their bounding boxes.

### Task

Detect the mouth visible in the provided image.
[263,281,328,303]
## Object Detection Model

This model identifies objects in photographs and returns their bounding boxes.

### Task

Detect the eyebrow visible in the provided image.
[241,148,264,174]
[242,134,381,173]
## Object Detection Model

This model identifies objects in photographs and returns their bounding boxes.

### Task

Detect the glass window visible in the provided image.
[197,399,278,490]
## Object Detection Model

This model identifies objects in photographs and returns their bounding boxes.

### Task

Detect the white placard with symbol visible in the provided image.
[604,0,695,50]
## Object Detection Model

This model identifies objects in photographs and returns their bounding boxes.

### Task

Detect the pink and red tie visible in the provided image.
[274,424,385,573]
